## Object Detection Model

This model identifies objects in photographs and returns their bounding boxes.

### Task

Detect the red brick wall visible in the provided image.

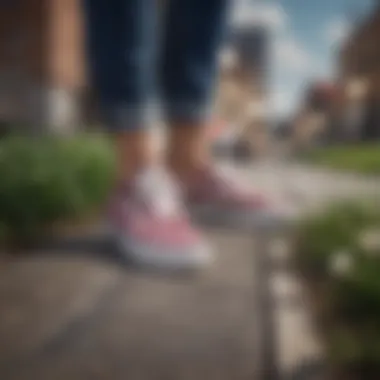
[0,1,46,119]
[48,0,85,89]
[0,0,48,82]
[0,0,87,127]
[0,0,85,86]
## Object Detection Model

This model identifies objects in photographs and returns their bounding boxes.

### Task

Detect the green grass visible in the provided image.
[308,144,380,175]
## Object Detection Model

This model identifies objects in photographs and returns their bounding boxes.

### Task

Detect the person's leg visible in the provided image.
[83,0,156,181]
[82,0,210,269]
[160,0,230,176]
[161,0,289,227]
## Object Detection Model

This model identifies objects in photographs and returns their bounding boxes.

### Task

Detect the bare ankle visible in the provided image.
[167,123,210,179]
[113,130,156,182]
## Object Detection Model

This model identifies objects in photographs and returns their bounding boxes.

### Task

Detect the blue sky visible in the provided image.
[230,0,376,117]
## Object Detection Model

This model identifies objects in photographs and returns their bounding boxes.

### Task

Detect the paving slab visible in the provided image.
[267,236,325,380]
[0,229,259,380]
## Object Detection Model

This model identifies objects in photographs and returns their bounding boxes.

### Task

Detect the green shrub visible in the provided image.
[329,327,380,375]
[328,258,380,375]
[0,134,115,240]
[297,200,380,278]
[296,200,380,377]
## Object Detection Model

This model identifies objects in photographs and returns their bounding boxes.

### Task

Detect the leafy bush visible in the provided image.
[307,144,380,175]
[327,257,380,376]
[0,134,115,240]
[297,201,380,278]
[295,200,380,377]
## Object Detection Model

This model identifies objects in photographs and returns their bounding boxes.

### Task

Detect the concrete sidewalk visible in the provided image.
[0,225,326,380]
[0,223,328,380]
[231,161,380,217]
[0,229,259,380]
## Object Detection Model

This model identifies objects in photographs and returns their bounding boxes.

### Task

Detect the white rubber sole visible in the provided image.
[112,232,213,271]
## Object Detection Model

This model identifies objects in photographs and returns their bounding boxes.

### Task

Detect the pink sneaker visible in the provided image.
[185,166,289,228]
[108,167,211,270]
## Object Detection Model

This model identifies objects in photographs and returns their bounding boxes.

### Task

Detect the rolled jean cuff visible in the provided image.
[102,103,152,132]
[163,101,212,125]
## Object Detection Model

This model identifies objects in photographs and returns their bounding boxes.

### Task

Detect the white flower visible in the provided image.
[328,249,353,278]
[358,228,380,255]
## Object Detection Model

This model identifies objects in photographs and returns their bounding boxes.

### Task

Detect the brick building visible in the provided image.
[338,5,380,140]
[0,0,85,132]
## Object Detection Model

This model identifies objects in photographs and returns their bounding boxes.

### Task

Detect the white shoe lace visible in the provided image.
[134,167,184,219]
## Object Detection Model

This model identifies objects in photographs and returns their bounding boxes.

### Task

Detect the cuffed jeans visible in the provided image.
[82,0,230,131]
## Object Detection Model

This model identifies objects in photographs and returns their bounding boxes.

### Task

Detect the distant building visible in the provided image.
[338,4,380,140]
[215,23,270,154]
[229,25,268,87]
[289,80,345,150]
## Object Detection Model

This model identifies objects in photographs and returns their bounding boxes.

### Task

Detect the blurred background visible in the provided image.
[0,1,380,379]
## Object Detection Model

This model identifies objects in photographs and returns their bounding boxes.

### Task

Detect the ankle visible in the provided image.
[167,123,210,180]
[168,156,208,186]
[113,131,156,183]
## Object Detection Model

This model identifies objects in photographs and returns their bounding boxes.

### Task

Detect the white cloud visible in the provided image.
[273,37,313,73]
[325,18,351,46]
[230,1,287,31]
[271,90,296,117]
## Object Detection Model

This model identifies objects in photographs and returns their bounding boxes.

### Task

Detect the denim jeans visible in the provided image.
[82,0,230,130]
